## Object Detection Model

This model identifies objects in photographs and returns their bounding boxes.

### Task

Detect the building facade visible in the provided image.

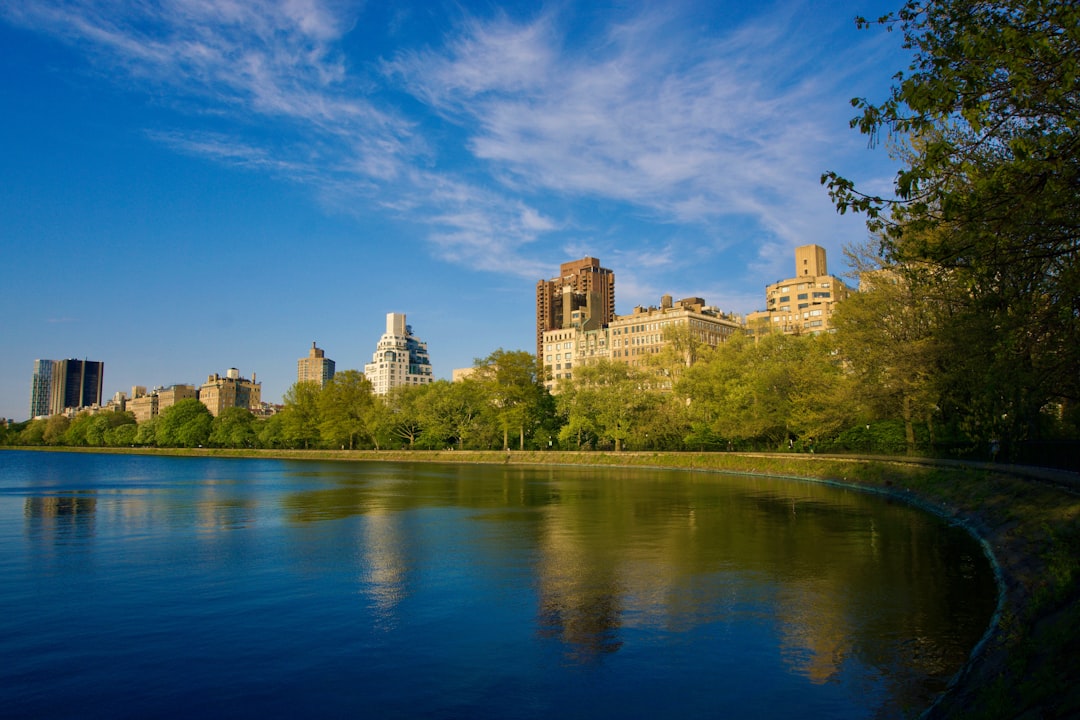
[364,313,434,396]
[541,295,742,392]
[298,342,336,386]
[127,384,199,423]
[199,369,261,417]
[745,244,854,338]
[535,257,615,359]
[29,359,54,419]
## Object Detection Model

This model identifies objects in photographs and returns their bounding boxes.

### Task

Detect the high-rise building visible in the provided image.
[31,359,104,417]
[199,369,261,417]
[536,257,615,359]
[745,244,854,338]
[29,359,54,419]
[298,342,336,386]
[363,313,434,395]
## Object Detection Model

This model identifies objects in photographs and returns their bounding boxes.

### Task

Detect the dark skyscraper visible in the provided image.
[31,358,105,418]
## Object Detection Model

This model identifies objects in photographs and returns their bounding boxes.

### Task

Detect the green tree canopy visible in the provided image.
[677,333,844,449]
[384,384,426,449]
[42,415,71,445]
[209,407,257,448]
[280,381,323,449]
[831,248,942,454]
[823,0,1080,444]
[557,360,660,451]
[156,399,213,448]
[414,380,485,450]
[472,349,550,450]
[318,370,376,450]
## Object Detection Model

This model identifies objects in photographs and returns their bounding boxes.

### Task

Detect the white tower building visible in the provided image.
[363,313,434,395]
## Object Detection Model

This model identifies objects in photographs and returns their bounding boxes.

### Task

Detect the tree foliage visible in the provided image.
[557,360,661,451]
[209,407,257,448]
[156,399,213,448]
[280,381,323,449]
[318,370,376,450]
[677,333,845,449]
[822,0,1080,445]
[472,349,549,450]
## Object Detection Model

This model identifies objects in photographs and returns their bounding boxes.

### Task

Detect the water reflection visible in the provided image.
[271,464,994,700]
[1,453,996,718]
[359,510,411,625]
[24,493,97,541]
[536,516,625,662]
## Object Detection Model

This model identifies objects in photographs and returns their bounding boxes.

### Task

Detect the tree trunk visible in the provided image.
[903,394,916,455]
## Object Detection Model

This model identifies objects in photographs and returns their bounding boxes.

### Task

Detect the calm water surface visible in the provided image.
[0,451,996,719]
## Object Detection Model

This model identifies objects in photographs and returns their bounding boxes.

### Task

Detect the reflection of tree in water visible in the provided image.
[537,586,624,662]
[25,494,97,541]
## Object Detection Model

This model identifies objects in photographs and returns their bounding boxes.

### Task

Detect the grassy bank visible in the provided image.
[8,446,1079,718]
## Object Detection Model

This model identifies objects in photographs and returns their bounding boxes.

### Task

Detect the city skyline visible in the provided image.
[0,0,907,421]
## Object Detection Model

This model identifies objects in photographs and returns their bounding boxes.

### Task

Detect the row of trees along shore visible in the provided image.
[3,0,1078,467]
[4,324,1078,466]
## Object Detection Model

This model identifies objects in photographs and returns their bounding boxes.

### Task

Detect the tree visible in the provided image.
[64,412,120,446]
[18,418,47,446]
[649,323,715,388]
[280,381,323,449]
[831,248,942,454]
[414,380,484,450]
[677,333,844,449]
[385,385,426,449]
[255,413,287,449]
[361,397,394,451]
[822,0,1080,445]
[209,407,257,448]
[557,360,660,451]
[42,415,70,445]
[156,399,213,448]
[105,423,138,447]
[134,416,159,446]
[318,370,375,450]
[473,349,550,450]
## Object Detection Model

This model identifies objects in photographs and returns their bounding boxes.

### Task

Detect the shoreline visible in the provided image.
[6,446,1078,718]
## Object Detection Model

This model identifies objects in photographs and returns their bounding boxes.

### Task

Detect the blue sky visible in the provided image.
[0,0,906,421]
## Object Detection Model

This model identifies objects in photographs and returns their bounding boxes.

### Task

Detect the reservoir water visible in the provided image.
[0,451,996,718]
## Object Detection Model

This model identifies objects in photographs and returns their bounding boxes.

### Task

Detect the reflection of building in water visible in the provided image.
[360,510,411,623]
[775,581,853,684]
[535,510,625,662]
[25,495,98,539]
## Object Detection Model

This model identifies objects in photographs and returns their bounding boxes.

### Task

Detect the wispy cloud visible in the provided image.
[386,2,889,281]
[3,0,892,283]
